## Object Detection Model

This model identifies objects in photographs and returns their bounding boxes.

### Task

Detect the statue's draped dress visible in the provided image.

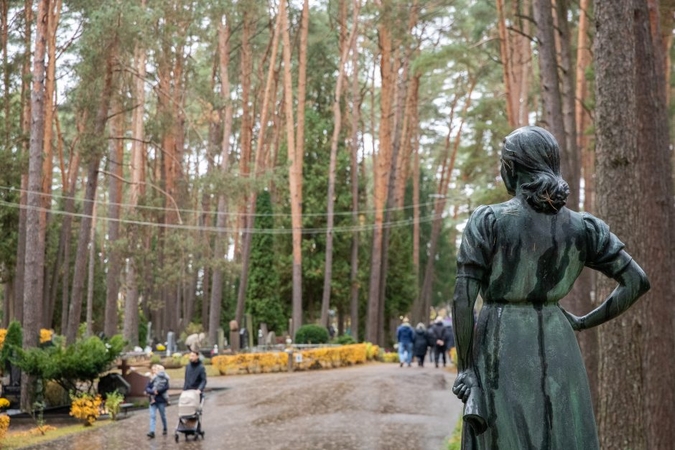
[457,196,631,450]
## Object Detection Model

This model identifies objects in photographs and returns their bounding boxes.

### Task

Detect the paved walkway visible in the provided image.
[20,362,463,450]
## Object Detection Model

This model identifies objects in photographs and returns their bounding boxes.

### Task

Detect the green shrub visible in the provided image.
[150,354,161,364]
[333,334,356,345]
[104,390,124,421]
[15,334,126,394]
[294,325,329,345]
[1,320,22,370]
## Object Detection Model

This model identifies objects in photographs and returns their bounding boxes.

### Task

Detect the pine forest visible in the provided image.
[1,0,675,447]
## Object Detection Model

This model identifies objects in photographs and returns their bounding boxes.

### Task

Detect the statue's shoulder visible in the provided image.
[485,198,520,219]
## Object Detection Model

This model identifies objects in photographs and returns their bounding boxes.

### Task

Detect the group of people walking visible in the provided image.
[396,316,454,368]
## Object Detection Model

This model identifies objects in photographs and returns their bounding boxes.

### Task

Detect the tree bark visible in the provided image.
[21,0,48,411]
[235,6,281,328]
[280,0,303,336]
[123,3,146,346]
[209,16,233,347]
[66,40,116,344]
[321,0,360,328]
[366,6,394,344]
[348,11,362,341]
[85,203,96,337]
[553,0,579,209]
[533,0,569,176]
[14,0,34,324]
[235,6,254,262]
[594,0,675,447]
[1,0,9,143]
[40,0,60,328]
[104,98,124,338]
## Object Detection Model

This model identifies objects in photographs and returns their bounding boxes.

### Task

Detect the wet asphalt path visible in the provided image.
[20,362,463,450]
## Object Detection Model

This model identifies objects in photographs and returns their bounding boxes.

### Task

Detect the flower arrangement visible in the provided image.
[212,344,370,375]
[0,414,9,441]
[365,343,380,361]
[69,393,102,426]
[0,398,10,410]
[380,351,401,363]
[39,329,53,344]
[0,329,6,350]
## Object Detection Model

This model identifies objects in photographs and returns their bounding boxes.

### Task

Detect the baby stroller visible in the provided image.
[174,389,205,442]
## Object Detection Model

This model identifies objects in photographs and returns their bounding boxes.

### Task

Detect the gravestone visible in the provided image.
[1,362,21,406]
[98,373,131,397]
[229,320,240,352]
[166,331,176,356]
[240,328,249,349]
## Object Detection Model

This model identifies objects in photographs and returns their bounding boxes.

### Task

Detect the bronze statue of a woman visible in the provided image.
[451,126,650,449]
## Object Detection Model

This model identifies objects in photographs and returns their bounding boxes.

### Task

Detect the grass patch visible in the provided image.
[446,416,463,450]
[4,420,115,449]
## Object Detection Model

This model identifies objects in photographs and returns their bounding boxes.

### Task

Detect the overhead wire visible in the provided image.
[0,197,444,235]
[0,184,440,218]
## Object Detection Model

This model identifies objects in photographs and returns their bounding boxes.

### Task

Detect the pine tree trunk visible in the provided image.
[366,12,394,344]
[632,1,675,446]
[104,99,124,338]
[85,203,96,337]
[321,0,359,328]
[21,0,48,411]
[66,42,116,344]
[280,0,303,336]
[496,0,516,127]
[123,9,146,346]
[554,0,579,208]
[14,0,33,324]
[235,7,253,263]
[1,0,9,143]
[594,1,675,447]
[209,16,233,347]
[40,0,61,328]
[533,0,568,172]
[235,6,281,328]
[348,13,361,342]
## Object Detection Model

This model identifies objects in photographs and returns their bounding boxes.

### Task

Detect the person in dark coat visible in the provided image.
[412,323,431,367]
[183,350,207,394]
[396,317,415,367]
[429,316,449,368]
[146,364,169,438]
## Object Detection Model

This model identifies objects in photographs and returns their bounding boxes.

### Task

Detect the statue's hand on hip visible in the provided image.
[452,369,478,404]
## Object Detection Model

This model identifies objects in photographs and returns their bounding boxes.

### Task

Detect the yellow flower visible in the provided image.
[39,329,53,344]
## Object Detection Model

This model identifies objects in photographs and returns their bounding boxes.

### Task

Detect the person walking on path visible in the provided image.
[183,349,207,395]
[396,317,415,367]
[145,364,170,438]
[413,323,431,367]
[430,317,449,368]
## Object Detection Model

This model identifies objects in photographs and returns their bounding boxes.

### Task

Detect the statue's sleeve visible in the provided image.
[457,205,495,282]
[582,213,632,277]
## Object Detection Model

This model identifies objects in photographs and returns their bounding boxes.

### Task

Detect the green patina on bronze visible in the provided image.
[452,126,650,450]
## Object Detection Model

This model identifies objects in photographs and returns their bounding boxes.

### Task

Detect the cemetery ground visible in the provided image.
[7,362,463,450]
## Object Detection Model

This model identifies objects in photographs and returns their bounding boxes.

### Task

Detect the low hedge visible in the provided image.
[212,343,377,375]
